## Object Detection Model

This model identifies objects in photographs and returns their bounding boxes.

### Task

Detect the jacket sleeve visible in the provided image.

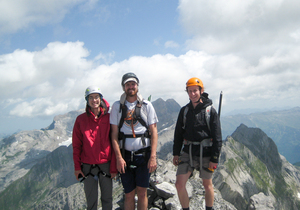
[209,107,222,163]
[72,116,83,171]
[173,107,185,156]
[109,143,118,174]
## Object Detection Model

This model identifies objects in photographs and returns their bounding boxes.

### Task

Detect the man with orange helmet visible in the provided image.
[173,77,222,210]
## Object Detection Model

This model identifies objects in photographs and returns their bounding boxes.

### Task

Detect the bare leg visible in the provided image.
[175,171,192,208]
[124,189,136,210]
[136,186,148,210]
[203,178,214,207]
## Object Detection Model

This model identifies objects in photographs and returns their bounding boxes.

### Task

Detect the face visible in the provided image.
[124,81,138,96]
[187,85,201,104]
[88,93,101,109]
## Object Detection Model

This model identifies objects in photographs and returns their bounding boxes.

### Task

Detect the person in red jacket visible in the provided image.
[72,85,117,210]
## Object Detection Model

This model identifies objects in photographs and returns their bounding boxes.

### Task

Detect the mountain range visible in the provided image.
[221,107,300,164]
[0,98,299,209]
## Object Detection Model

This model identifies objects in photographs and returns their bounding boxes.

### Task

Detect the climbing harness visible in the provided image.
[79,164,111,183]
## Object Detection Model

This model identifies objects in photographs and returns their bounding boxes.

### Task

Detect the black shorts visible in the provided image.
[120,151,150,194]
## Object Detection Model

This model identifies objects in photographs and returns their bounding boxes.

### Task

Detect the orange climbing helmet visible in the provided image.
[186,77,204,89]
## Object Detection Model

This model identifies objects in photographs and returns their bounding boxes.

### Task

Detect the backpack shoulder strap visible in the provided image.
[118,101,148,130]
[182,106,189,129]
[100,100,108,115]
[205,105,212,131]
[134,100,148,129]
[182,105,212,131]
[118,103,128,131]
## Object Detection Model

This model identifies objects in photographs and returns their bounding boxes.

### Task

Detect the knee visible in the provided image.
[125,190,136,200]
[203,181,213,191]
[175,180,185,192]
[136,188,147,198]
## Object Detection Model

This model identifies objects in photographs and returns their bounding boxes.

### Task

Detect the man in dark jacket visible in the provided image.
[173,77,222,210]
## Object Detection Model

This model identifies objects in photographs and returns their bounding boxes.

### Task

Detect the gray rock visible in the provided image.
[248,192,276,210]
[154,182,176,199]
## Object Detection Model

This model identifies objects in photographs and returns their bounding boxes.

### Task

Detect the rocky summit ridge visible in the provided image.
[0,98,300,209]
[214,124,300,210]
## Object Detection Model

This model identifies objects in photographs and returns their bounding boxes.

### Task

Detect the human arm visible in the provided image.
[110,124,127,174]
[72,117,84,174]
[109,142,118,178]
[209,107,222,163]
[148,123,158,173]
[173,107,185,156]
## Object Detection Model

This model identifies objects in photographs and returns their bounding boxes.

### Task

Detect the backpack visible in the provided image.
[118,100,149,134]
[118,100,151,158]
[181,105,213,170]
[182,105,212,131]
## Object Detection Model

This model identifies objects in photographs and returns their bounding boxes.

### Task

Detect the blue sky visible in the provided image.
[1,0,300,135]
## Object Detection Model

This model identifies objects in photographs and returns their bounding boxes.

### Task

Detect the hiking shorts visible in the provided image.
[176,152,213,180]
[120,151,150,194]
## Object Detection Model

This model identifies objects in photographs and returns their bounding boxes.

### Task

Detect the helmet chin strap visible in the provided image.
[196,88,203,103]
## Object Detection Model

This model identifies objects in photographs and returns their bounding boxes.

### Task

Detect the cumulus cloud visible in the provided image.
[0,41,93,117]
[178,0,300,60]
[164,41,179,48]
[0,0,84,34]
[0,0,300,123]
[1,41,300,119]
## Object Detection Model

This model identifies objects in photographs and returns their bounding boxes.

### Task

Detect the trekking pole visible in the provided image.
[218,91,223,117]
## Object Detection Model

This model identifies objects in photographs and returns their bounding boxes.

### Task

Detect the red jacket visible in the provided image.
[72,98,117,174]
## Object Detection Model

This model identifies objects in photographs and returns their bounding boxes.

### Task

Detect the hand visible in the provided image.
[116,156,127,174]
[74,170,84,181]
[148,156,157,173]
[173,156,179,166]
[110,173,117,179]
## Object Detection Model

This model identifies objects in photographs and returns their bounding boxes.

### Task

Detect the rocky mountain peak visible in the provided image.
[231,123,282,172]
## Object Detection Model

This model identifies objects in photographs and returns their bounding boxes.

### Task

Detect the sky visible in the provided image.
[0,0,300,135]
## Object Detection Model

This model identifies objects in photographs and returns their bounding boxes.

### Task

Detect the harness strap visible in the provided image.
[184,139,212,170]
[81,164,111,182]
[122,147,151,168]
[118,101,150,158]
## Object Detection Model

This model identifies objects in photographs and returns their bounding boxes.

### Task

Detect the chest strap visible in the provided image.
[183,139,212,170]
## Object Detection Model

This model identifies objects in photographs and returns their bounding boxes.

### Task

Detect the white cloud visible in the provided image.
[178,0,300,60]
[94,51,116,65]
[1,41,299,119]
[290,29,300,42]
[1,0,300,123]
[0,41,92,110]
[164,41,179,49]
[0,0,84,34]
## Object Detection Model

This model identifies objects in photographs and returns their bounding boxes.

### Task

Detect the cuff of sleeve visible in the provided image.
[75,164,81,171]
[210,156,219,163]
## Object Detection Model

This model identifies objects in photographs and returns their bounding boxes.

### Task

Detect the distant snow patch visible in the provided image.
[298,192,300,199]
[59,138,72,147]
